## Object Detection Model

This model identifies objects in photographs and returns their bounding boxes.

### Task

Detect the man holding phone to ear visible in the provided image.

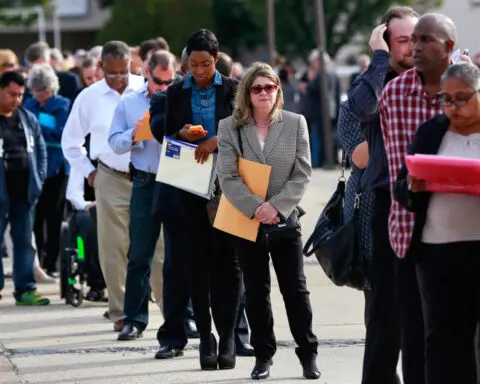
[347,6,419,384]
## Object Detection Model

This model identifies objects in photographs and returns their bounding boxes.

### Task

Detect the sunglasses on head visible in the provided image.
[249,84,278,95]
[151,75,174,86]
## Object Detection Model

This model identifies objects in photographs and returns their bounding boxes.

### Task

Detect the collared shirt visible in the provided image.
[183,70,222,141]
[62,75,145,178]
[380,68,443,258]
[108,82,161,174]
[66,165,91,210]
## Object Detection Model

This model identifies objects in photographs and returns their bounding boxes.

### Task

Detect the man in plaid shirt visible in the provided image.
[380,13,457,383]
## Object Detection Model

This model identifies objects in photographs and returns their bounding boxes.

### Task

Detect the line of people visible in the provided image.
[339,6,480,384]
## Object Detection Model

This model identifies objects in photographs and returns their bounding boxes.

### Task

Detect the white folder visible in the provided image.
[156,137,216,199]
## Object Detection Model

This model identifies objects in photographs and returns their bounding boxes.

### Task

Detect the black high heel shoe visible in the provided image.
[199,333,218,370]
[217,333,236,370]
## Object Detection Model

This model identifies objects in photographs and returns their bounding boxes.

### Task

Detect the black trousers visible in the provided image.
[417,241,480,384]
[234,235,318,362]
[362,189,402,384]
[157,194,241,348]
[362,190,425,384]
[73,208,105,290]
[186,196,242,342]
[157,211,191,348]
[34,171,67,273]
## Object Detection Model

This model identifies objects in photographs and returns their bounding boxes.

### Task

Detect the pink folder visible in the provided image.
[405,154,480,195]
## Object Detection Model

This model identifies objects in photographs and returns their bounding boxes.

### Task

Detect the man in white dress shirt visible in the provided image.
[62,41,146,331]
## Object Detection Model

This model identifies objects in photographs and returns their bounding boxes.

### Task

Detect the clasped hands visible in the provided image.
[255,202,280,225]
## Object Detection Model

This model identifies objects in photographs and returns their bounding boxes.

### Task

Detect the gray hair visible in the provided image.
[88,45,103,59]
[27,63,60,93]
[25,42,50,64]
[181,47,188,66]
[148,50,176,74]
[101,41,131,63]
[419,13,457,43]
[442,62,480,89]
[49,48,63,64]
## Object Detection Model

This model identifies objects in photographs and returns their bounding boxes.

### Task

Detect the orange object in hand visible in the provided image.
[189,125,205,134]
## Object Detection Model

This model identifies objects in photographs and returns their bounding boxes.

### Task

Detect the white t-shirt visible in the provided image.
[422,130,480,244]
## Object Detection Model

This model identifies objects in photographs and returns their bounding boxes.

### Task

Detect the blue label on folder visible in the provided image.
[165,142,181,159]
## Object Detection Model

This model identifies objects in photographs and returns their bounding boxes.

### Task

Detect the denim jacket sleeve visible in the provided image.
[32,116,47,183]
[347,50,390,123]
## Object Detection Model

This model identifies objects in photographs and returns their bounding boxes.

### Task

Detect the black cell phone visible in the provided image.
[383,25,390,49]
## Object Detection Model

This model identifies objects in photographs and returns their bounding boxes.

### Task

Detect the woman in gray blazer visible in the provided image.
[217,62,320,381]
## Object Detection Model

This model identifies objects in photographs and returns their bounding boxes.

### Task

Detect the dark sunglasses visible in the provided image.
[250,84,278,95]
[151,75,174,86]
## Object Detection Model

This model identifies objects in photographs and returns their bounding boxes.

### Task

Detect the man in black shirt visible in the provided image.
[0,71,48,305]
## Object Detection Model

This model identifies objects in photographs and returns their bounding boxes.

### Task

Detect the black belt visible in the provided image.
[129,164,156,183]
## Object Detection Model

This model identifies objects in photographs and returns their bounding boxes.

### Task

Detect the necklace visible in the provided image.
[254,120,272,128]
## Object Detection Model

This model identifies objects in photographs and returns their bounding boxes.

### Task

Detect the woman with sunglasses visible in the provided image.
[158,29,242,371]
[395,62,480,384]
[217,62,320,381]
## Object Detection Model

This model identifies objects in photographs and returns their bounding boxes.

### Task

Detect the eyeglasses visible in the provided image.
[104,72,129,79]
[440,90,480,108]
[151,75,174,86]
[249,84,278,95]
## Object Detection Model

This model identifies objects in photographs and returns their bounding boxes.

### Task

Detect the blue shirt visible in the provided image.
[108,83,161,174]
[183,70,222,141]
[24,94,70,178]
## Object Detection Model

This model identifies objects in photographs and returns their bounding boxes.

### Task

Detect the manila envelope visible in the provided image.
[214,158,271,242]
[133,111,154,142]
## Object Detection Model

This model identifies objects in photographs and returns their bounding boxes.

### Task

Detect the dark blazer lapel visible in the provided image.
[263,110,285,160]
[181,87,193,125]
[243,122,266,163]
[215,83,228,132]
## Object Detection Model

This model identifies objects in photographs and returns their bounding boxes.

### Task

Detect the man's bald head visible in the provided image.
[417,13,457,43]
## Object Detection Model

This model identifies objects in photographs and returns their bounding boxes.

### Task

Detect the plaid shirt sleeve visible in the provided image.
[380,80,416,259]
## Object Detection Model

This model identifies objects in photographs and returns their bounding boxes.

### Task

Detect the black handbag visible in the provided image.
[261,207,304,242]
[302,154,369,290]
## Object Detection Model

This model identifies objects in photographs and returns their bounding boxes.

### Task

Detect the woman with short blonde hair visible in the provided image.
[217,62,320,381]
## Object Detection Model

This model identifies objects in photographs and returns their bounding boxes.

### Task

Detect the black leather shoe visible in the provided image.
[200,333,218,370]
[185,319,200,339]
[251,359,272,380]
[218,334,236,369]
[300,356,321,380]
[117,324,143,341]
[154,346,184,359]
[236,342,255,357]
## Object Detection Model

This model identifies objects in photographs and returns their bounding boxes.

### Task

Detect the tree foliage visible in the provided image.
[0,0,51,26]
[97,0,444,59]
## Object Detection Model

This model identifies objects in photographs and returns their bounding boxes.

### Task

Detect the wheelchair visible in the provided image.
[60,210,86,307]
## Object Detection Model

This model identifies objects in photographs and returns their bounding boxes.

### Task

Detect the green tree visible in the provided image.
[0,0,51,26]
[98,0,444,59]
[97,0,214,54]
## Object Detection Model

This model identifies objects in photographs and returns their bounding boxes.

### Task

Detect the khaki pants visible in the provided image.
[95,163,163,323]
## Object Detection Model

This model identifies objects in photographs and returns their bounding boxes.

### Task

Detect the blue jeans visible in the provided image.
[0,201,36,299]
[124,173,161,330]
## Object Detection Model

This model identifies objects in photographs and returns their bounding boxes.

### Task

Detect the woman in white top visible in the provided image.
[395,62,480,384]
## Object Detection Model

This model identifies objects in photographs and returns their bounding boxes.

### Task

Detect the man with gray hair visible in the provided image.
[107,49,176,340]
[62,40,146,331]
[24,42,80,102]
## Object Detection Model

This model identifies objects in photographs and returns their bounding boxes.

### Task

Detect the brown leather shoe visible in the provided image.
[114,320,124,332]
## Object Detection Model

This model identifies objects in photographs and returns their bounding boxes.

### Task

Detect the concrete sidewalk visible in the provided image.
[0,169,370,384]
